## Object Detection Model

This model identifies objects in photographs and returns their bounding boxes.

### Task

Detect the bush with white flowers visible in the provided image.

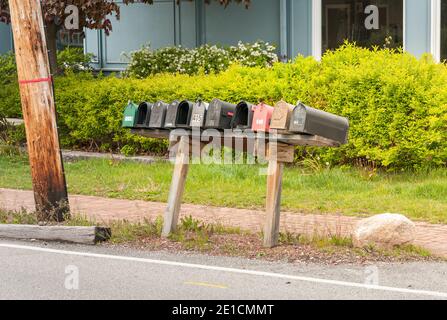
[57,47,94,74]
[123,41,278,78]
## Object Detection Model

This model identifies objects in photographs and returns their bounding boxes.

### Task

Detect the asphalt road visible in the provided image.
[1,239,447,300]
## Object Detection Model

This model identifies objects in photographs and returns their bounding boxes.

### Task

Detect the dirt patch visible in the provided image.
[104,231,441,266]
[1,209,441,265]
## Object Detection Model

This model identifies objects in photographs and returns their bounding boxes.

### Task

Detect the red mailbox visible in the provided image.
[251,103,274,132]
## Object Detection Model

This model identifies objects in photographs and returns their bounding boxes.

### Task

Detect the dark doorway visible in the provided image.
[322,0,403,53]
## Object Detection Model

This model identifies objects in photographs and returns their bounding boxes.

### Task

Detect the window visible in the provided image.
[57,29,84,50]
[321,0,403,53]
[441,0,447,61]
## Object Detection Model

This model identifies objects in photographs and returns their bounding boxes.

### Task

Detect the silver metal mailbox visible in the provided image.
[164,100,181,129]
[190,100,209,128]
[149,101,169,129]
[164,100,194,129]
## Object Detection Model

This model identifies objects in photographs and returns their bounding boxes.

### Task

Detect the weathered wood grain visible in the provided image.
[263,158,284,248]
[9,0,69,221]
[162,136,191,237]
[131,129,341,148]
[266,142,295,163]
[0,225,111,245]
[132,128,340,247]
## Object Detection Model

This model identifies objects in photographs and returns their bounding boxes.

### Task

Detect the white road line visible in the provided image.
[1,242,446,298]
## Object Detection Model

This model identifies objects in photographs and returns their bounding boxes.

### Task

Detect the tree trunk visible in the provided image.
[45,22,58,74]
[9,0,69,222]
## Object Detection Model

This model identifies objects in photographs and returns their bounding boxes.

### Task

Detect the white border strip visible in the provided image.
[403,0,407,51]
[1,243,447,299]
[431,0,442,62]
[312,0,322,61]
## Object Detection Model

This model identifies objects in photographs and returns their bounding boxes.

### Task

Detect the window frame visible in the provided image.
[312,0,407,60]
[431,0,442,62]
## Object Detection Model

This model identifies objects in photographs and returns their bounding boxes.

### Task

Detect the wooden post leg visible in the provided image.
[263,159,284,248]
[162,136,190,237]
[263,142,294,248]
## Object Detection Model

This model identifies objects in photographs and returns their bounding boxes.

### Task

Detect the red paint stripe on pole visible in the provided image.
[18,77,53,85]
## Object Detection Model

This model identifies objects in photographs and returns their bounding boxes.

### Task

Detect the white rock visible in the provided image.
[353,213,416,249]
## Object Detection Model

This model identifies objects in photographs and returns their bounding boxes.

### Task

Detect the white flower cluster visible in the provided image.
[229,41,278,68]
[62,62,92,72]
[123,41,278,78]
[57,47,94,74]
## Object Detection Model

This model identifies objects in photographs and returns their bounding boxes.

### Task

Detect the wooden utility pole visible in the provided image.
[9,0,69,221]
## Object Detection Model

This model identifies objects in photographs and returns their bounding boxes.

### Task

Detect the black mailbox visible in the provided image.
[176,101,194,128]
[230,101,254,130]
[164,100,194,129]
[289,103,350,144]
[149,101,169,129]
[205,99,237,130]
[190,100,209,128]
[135,102,153,128]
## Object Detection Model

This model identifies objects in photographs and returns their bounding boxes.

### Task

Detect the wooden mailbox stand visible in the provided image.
[263,141,294,247]
[132,129,339,247]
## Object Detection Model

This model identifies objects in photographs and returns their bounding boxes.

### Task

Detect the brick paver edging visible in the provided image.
[1,188,446,257]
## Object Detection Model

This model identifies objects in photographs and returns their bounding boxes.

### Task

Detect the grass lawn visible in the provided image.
[1,154,446,224]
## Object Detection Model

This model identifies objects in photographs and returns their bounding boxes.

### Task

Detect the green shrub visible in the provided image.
[315,46,447,169]
[53,73,169,155]
[57,47,94,73]
[0,52,21,118]
[2,44,447,169]
[0,47,93,118]
[0,52,17,80]
[123,41,279,78]
[0,116,26,152]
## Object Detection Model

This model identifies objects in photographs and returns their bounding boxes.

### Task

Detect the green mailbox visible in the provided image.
[122,101,139,128]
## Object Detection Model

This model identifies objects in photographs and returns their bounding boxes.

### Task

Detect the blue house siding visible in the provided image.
[289,0,312,58]
[84,0,438,71]
[0,1,441,64]
[85,0,285,70]
[180,0,197,48]
[0,22,13,54]
[1,20,82,55]
[201,0,281,48]
[85,0,180,71]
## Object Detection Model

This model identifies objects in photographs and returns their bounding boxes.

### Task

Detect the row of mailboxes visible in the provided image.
[123,99,349,144]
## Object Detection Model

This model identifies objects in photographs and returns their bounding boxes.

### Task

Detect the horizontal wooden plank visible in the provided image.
[131,129,171,139]
[0,225,111,245]
[266,142,295,163]
[131,129,341,148]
